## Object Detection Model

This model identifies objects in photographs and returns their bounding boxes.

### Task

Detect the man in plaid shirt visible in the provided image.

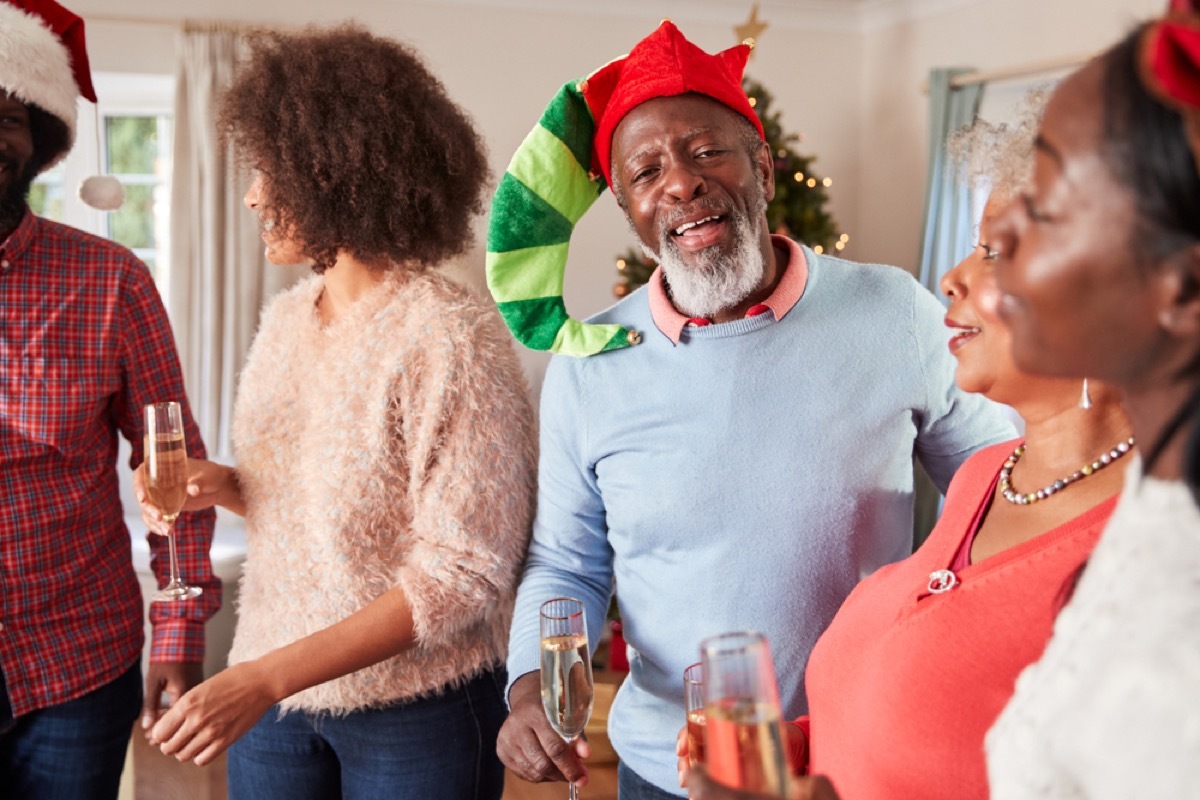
[0,1,220,796]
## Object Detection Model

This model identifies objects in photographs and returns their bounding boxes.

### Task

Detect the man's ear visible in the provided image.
[1158,242,1200,337]
[756,140,775,203]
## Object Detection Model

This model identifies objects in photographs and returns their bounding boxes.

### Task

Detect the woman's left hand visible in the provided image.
[685,766,841,800]
[149,660,279,766]
[676,724,693,786]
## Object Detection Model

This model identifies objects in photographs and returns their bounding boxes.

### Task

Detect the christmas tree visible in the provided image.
[612,77,846,298]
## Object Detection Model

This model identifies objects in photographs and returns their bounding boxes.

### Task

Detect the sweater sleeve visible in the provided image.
[506,354,615,696]
[391,303,537,650]
[908,278,1015,491]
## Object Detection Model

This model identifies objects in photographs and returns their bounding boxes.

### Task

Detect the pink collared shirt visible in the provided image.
[647,234,809,344]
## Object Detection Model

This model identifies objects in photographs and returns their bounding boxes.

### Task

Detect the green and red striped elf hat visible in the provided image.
[486,20,763,357]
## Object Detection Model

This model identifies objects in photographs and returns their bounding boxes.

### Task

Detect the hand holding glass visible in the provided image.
[684,661,707,768]
[540,597,594,800]
[700,631,790,797]
[144,402,202,602]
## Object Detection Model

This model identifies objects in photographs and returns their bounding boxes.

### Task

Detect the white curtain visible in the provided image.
[168,23,304,460]
[915,68,984,297]
[913,67,983,548]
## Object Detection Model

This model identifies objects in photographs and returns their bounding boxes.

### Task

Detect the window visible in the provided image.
[27,163,64,222]
[104,114,172,276]
[28,74,174,290]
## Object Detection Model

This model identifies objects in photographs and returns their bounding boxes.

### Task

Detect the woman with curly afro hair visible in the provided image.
[132,25,537,800]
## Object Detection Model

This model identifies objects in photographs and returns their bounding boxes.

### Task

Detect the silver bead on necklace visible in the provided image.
[998,436,1136,505]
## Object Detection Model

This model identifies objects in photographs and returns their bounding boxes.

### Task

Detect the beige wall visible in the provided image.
[855,0,1162,272]
[68,0,1162,394]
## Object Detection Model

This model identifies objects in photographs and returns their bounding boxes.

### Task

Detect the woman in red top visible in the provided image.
[797,105,1135,800]
[684,94,1134,800]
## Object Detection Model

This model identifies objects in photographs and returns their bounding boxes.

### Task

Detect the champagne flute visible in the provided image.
[144,402,202,602]
[684,661,706,768]
[540,597,594,800]
[700,631,790,797]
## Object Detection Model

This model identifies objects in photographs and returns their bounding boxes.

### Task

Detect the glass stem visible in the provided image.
[166,523,182,587]
[567,734,580,800]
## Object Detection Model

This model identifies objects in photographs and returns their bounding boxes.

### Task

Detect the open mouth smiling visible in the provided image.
[664,212,731,252]
[672,215,723,236]
[945,319,982,352]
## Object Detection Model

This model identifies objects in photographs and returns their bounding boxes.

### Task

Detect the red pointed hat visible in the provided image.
[1142,0,1200,106]
[580,20,765,188]
[1140,0,1200,172]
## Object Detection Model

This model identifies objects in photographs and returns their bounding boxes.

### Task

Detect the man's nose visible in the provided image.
[662,160,707,202]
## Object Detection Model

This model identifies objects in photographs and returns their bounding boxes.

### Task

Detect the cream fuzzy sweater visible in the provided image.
[226,268,537,714]
[986,458,1200,798]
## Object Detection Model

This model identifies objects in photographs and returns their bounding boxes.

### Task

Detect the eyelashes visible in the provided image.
[975,243,1000,261]
[1020,193,1053,223]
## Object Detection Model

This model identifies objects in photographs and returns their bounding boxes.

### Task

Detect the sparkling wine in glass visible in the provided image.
[144,402,201,602]
[540,597,594,800]
[700,631,790,797]
[684,661,706,768]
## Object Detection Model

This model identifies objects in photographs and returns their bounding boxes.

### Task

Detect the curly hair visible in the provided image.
[218,25,489,273]
[946,87,1049,205]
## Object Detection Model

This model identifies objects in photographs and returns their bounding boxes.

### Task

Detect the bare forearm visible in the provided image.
[253,586,417,702]
[211,464,247,517]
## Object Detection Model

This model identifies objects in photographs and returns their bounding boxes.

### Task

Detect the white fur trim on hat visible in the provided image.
[0,2,78,170]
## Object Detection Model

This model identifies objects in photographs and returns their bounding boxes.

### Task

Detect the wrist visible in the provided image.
[510,670,540,705]
[219,465,243,511]
[242,655,290,705]
[221,464,236,500]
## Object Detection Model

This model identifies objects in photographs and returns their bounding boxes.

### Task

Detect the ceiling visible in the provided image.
[438,0,985,33]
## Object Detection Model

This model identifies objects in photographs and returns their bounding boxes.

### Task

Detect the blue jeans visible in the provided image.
[618,762,688,800]
[0,660,141,800]
[227,665,508,800]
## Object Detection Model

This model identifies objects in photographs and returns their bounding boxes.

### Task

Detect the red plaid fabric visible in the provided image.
[0,211,220,717]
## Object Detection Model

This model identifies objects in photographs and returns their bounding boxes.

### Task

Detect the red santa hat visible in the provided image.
[582,20,764,188]
[0,0,96,172]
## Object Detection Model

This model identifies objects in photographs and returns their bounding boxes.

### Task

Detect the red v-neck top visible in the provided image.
[801,439,1116,800]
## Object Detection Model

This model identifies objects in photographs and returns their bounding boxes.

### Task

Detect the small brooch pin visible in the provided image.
[927,569,959,594]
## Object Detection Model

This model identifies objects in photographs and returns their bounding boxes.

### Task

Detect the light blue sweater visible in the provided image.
[507,243,1013,794]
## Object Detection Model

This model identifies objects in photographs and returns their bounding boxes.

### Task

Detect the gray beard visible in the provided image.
[641,187,767,319]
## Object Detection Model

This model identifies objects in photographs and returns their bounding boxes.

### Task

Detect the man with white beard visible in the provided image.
[627,152,769,321]
[487,21,1014,800]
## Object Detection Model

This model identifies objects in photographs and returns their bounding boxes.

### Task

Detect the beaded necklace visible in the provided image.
[998,436,1136,505]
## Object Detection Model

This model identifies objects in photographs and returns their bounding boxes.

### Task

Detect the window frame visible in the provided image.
[31,73,174,292]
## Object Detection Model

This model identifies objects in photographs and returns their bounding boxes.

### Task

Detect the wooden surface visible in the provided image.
[503,765,619,800]
[132,732,227,800]
[133,730,615,800]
